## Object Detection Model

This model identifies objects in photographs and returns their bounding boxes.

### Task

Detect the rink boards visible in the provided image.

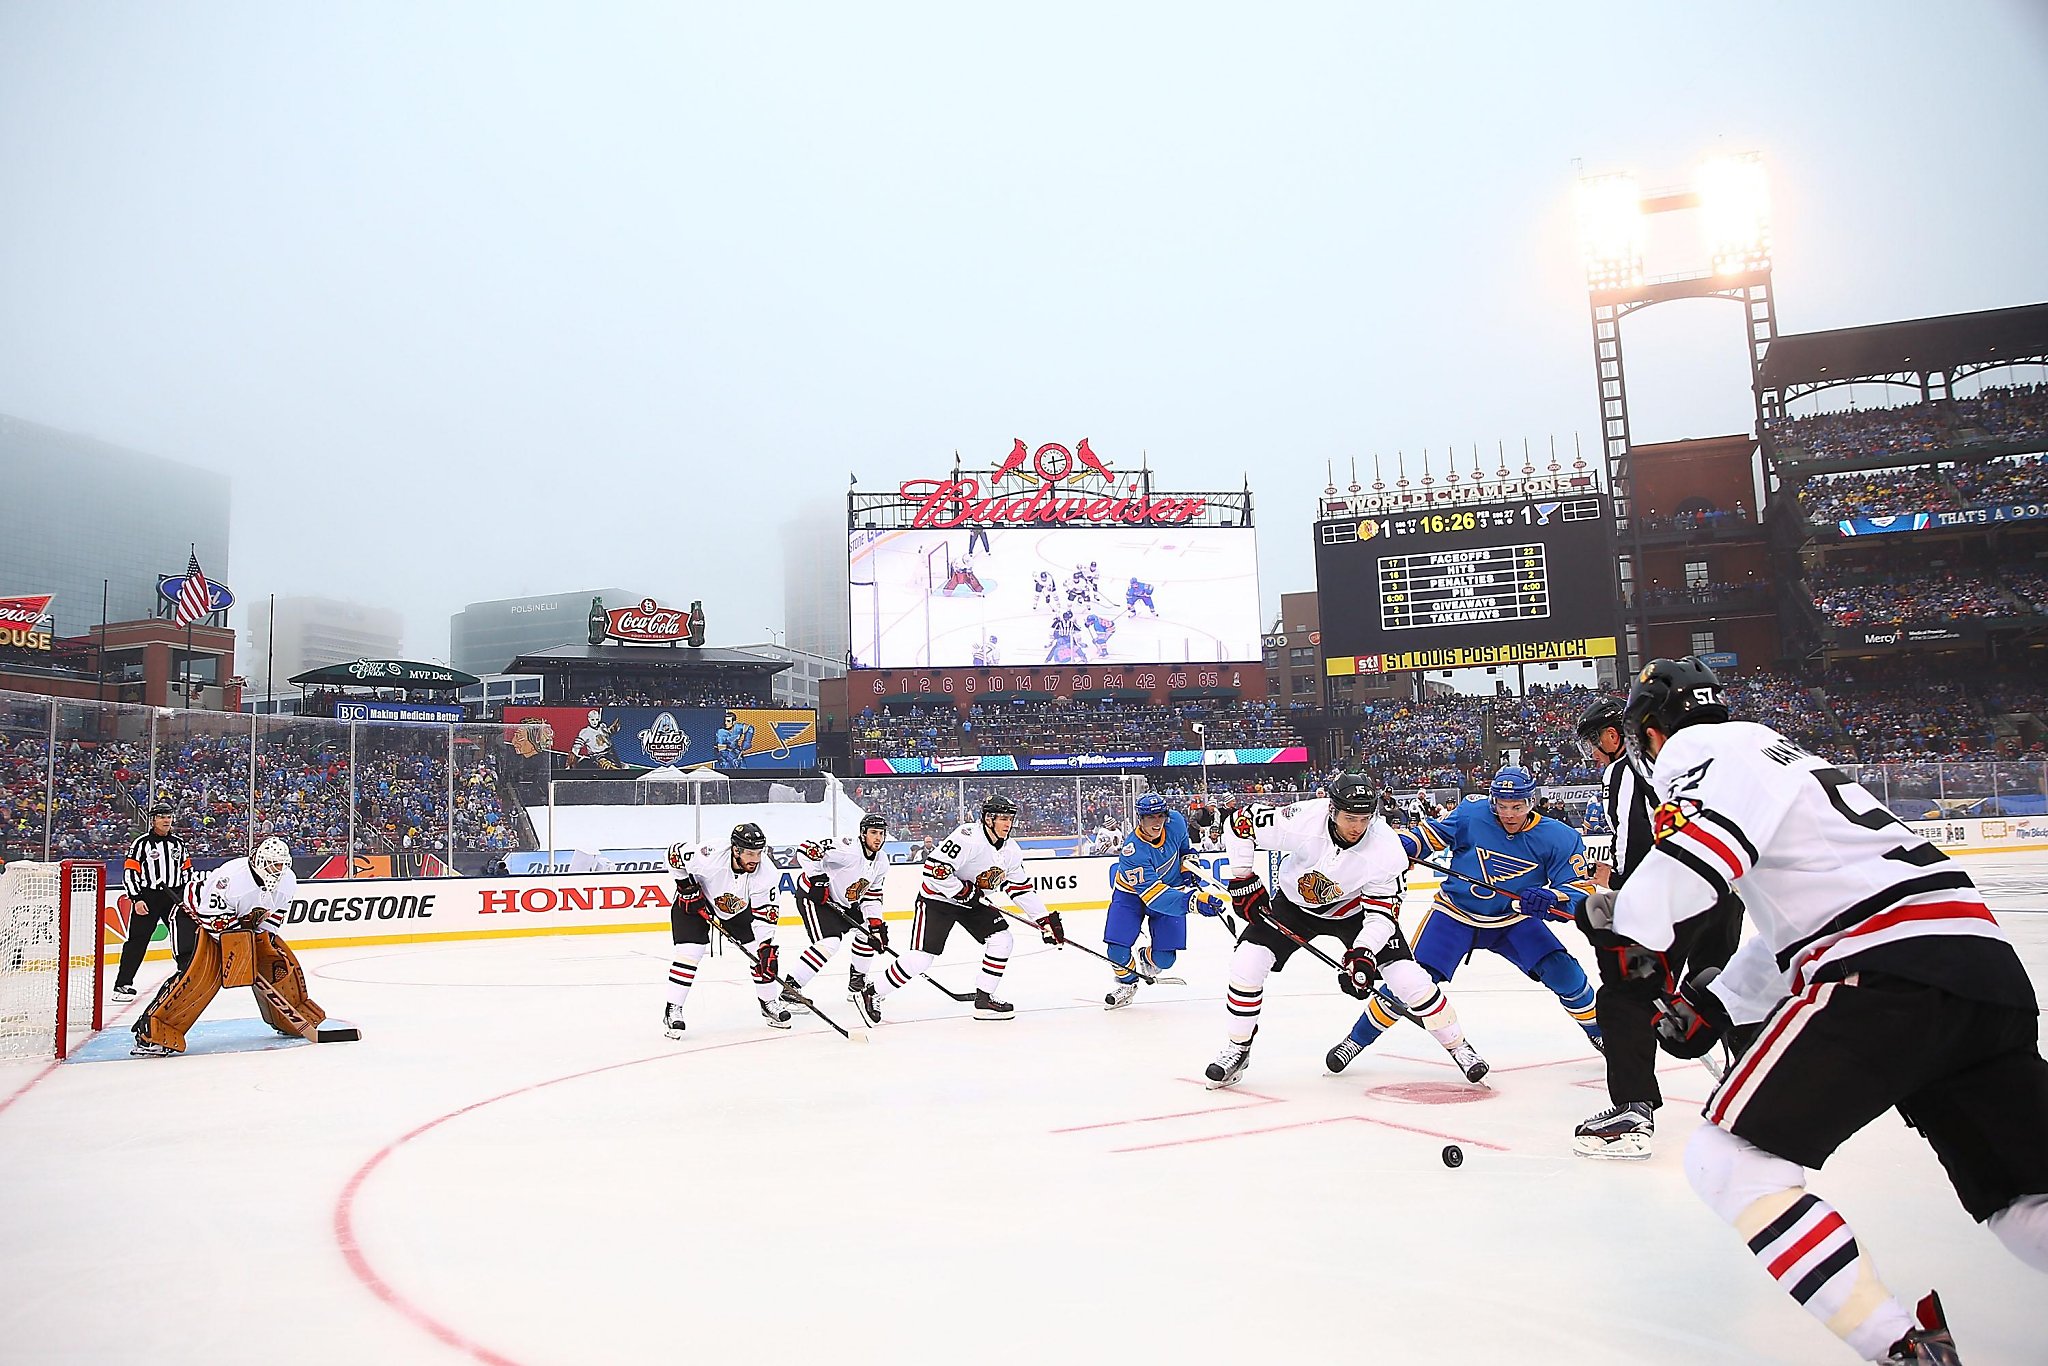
[101,814,2043,957]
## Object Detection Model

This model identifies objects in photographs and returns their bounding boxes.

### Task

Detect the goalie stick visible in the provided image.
[700,912,868,1044]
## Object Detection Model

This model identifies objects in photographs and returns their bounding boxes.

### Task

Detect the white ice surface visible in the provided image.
[3,855,2045,1365]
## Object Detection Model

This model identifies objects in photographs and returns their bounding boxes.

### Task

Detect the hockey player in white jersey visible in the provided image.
[1606,658,2048,1363]
[1203,773,1487,1090]
[788,815,891,1014]
[132,837,332,1055]
[663,823,793,1035]
[855,793,1063,1022]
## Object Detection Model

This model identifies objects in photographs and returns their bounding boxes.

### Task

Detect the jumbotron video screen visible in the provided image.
[1314,493,1619,671]
[849,526,1263,668]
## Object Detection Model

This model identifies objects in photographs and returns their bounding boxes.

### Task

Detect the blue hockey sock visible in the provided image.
[1346,994,1400,1048]
[1534,951,1599,1029]
[1108,943,1139,985]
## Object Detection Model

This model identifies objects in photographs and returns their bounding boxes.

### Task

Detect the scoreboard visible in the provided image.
[1314,494,1619,674]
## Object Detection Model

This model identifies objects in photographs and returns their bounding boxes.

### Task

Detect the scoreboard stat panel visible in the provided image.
[1378,543,1549,630]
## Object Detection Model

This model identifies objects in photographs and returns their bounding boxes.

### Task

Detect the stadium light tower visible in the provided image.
[1577,151,1777,673]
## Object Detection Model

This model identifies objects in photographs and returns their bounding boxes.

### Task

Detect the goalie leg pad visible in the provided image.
[132,932,228,1054]
[251,932,328,1034]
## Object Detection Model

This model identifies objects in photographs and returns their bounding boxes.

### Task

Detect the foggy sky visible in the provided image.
[3,2,2045,664]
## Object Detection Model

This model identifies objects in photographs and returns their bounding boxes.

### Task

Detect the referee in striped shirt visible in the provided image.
[112,803,194,1001]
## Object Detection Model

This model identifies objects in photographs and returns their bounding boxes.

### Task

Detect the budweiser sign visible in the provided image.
[605,598,695,643]
[0,593,54,653]
[899,440,1207,528]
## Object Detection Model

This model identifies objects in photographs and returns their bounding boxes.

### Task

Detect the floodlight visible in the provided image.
[1699,152,1771,275]
[1576,172,1646,291]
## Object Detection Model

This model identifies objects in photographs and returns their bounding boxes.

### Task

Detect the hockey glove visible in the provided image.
[1516,887,1570,922]
[801,874,833,910]
[1336,947,1380,999]
[1654,967,1733,1060]
[862,916,889,951]
[1036,911,1067,946]
[1227,874,1270,925]
[1191,887,1228,917]
[1574,887,1617,935]
[674,883,712,922]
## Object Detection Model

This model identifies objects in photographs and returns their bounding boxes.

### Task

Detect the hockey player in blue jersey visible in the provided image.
[1125,577,1157,615]
[1085,610,1117,658]
[1104,794,1225,1009]
[715,711,754,768]
[1328,764,1605,1068]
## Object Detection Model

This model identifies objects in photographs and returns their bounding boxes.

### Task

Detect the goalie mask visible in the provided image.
[251,837,292,890]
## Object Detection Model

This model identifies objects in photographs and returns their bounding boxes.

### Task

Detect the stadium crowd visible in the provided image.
[845,698,1302,761]
[1807,567,2023,625]
[1769,384,2048,464]
[576,685,769,710]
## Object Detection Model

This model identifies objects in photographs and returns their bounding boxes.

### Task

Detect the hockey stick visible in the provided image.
[1244,903,1430,1029]
[805,888,975,1004]
[700,912,867,1044]
[986,900,1183,985]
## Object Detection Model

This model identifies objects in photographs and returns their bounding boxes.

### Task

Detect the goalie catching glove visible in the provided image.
[1336,947,1380,999]
[1654,967,1734,1059]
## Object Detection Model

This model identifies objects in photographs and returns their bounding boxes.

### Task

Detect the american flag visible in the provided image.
[172,551,213,628]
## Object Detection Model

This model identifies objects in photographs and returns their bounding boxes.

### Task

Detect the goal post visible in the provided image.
[0,860,108,1061]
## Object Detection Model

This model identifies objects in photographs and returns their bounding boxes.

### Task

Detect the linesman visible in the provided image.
[113,802,194,1001]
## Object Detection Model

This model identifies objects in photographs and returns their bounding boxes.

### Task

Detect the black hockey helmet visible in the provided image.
[1326,771,1379,815]
[858,814,888,835]
[146,801,176,819]
[1623,657,1729,764]
[980,793,1018,818]
[730,822,768,851]
[1575,696,1627,741]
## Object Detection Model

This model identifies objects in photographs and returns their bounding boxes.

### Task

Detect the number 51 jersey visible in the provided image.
[1612,720,2035,1020]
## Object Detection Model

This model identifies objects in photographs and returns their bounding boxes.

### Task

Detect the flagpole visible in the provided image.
[182,543,194,708]
[97,579,108,704]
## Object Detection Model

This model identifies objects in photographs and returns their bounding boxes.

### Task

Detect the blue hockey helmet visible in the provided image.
[1135,793,1170,820]
[1489,766,1537,804]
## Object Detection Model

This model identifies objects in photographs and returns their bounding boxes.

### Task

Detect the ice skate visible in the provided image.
[1585,1027,1606,1056]
[759,998,793,1030]
[1450,1041,1490,1084]
[1204,1032,1254,1090]
[1325,1037,1364,1073]
[129,1039,176,1058]
[663,1003,687,1039]
[111,983,138,1002]
[973,989,1015,1021]
[1104,981,1139,1010]
[1883,1292,1959,1364]
[1572,1102,1654,1159]
[850,983,882,1027]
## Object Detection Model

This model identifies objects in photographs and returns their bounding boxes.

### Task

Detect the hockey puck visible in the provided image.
[1441,1144,1463,1168]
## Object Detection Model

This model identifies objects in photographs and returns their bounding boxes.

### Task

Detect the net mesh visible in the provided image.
[0,861,105,1061]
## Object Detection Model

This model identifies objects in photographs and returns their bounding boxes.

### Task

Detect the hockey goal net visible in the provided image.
[0,861,107,1061]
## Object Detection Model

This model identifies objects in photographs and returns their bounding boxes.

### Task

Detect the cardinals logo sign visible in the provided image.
[898,440,1207,529]
[992,438,1116,487]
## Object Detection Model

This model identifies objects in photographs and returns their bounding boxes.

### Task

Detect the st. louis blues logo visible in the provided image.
[1472,849,1540,887]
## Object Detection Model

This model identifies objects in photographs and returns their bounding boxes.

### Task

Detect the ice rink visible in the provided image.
[851,526,1262,669]
[4,855,2045,1365]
